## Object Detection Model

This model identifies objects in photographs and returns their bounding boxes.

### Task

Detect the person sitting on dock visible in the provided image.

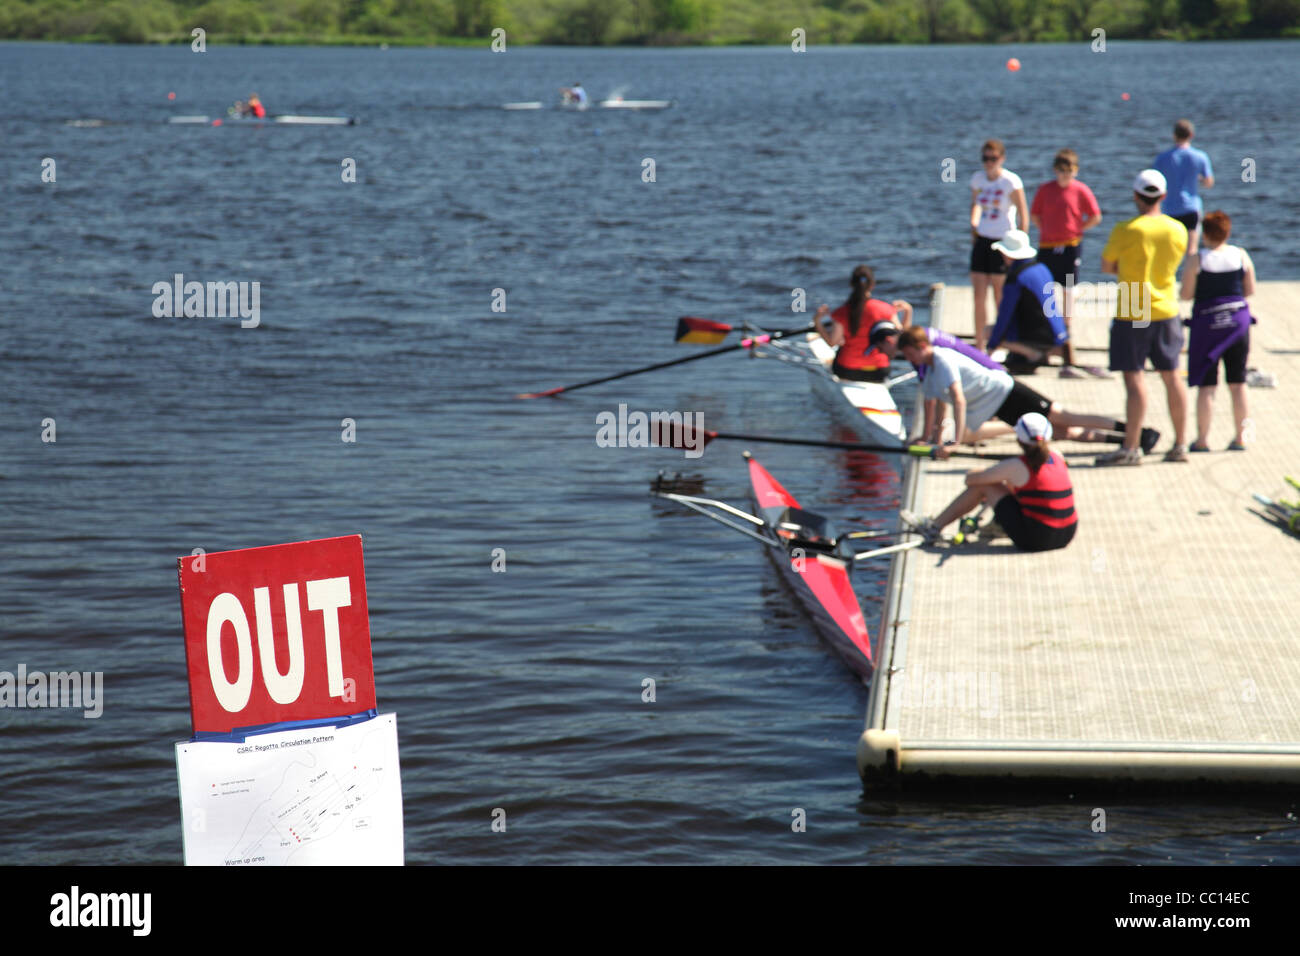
[896,326,1158,457]
[900,412,1077,552]
[811,264,905,382]
[984,229,1071,375]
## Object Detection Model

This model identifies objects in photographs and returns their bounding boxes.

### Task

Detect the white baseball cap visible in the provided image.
[1133,169,1167,198]
[991,229,1037,260]
[1014,412,1052,443]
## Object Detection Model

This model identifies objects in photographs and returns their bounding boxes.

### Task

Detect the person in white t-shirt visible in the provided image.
[969,138,1028,354]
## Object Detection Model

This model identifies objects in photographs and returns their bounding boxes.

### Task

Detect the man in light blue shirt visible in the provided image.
[1153,118,1214,254]
[897,327,1155,458]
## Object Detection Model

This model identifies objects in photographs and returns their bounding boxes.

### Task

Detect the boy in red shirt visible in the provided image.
[1030,149,1106,378]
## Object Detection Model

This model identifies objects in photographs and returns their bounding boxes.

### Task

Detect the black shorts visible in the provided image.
[993,380,1052,426]
[1036,243,1082,287]
[1172,211,1200,235]
[1017,307,1058,347]
[970,236,1008,275]
[1198,330,1250,386]
[994,496,1077,552]
[1109,318,1184,372]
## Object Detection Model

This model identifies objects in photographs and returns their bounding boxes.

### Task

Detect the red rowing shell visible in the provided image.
[747,457,873,678]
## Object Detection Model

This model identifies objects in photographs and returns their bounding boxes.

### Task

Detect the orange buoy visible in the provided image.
[1121,92,1131,100]
[167,91,176,100]
[1006,58,1021,71]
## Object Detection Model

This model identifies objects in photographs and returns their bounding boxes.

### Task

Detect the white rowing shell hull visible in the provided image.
[501,100,673,111]
[167,115,357,126]
[804,336,906,448]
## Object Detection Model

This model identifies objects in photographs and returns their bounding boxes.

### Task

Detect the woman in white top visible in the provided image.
[1179,209,1256,451]
[969,139,1028,353]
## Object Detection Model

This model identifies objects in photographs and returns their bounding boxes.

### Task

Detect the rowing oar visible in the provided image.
[654,422,1008,460]
[516,321,816,399]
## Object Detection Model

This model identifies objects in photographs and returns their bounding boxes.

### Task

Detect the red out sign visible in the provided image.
[177,535,375,735]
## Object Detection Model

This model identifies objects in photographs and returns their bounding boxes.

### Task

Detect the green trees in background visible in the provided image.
[0,0,1297,43]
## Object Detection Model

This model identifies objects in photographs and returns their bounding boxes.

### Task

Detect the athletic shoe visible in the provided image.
[1227,440,1246,451]
[1189,441,1210,452]
[898,509,940,542]
[1139,427,1161,455]
[1084,366,1114,379]
[1095,447,1142,467]
[1164,445,1190,462]
[1058,366,1088,379]
[981,519,1005,539]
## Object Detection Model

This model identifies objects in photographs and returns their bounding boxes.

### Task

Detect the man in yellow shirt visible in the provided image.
[1097,169,1189,465]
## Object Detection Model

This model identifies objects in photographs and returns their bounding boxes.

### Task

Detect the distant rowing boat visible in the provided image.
[501,99,673,111]
[167,115,358,126]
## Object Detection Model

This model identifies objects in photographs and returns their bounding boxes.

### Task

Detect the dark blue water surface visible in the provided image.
[3,40,1299,864]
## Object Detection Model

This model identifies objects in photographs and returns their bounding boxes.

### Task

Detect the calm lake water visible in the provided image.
[2,39,1298,864]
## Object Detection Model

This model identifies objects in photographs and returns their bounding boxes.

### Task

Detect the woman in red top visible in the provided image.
[900,412,1077,552]
[812,264,910,382]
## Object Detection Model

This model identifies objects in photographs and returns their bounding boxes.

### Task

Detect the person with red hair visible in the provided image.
[1179,210,1257,451]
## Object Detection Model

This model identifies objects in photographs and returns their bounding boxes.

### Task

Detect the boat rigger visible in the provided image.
[652,453,920,681]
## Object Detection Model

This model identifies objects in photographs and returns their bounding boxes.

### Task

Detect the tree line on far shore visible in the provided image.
[2,0,1298,46]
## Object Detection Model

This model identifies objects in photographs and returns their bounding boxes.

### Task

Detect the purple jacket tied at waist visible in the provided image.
[1186,295,1253,387]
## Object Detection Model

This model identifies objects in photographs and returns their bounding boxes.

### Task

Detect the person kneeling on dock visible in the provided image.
[901,413,1077,551]
[984,229,1075,375]
[896,327,1158,457]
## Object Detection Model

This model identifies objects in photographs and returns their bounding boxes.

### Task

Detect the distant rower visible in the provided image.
[561,83,588,107]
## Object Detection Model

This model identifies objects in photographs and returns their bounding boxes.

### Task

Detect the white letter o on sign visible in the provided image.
[207,593,253,713]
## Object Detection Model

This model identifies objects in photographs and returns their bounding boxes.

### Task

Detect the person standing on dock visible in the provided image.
[900,413,1077,552]
[1180,210,1257,452]
[969,139,1029,354]
[1029,148,1106,378]
[1153,119,1214,256]
[811,264,905,382]
[1096,169,1189,466]
[896,327,1158,455]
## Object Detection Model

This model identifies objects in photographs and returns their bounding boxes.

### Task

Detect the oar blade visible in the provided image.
[675,316,733,345]
[515,386,566,400]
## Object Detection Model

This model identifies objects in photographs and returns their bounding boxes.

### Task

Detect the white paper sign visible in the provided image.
[176,713,403,866]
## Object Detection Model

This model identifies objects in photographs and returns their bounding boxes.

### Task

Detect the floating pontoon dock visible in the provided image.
[860,282,1300,787]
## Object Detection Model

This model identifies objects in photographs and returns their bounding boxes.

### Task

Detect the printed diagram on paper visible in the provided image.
[176,713,402,865]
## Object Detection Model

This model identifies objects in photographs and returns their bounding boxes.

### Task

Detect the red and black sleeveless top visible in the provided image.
[1015,453,1076,528]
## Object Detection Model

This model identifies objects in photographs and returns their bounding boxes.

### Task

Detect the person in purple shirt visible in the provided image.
[1153,119,1214,255]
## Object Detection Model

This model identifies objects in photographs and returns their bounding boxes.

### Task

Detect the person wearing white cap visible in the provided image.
[900,412,1078,552]
[1098,168,1190,465]
[985,229,1071,373]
